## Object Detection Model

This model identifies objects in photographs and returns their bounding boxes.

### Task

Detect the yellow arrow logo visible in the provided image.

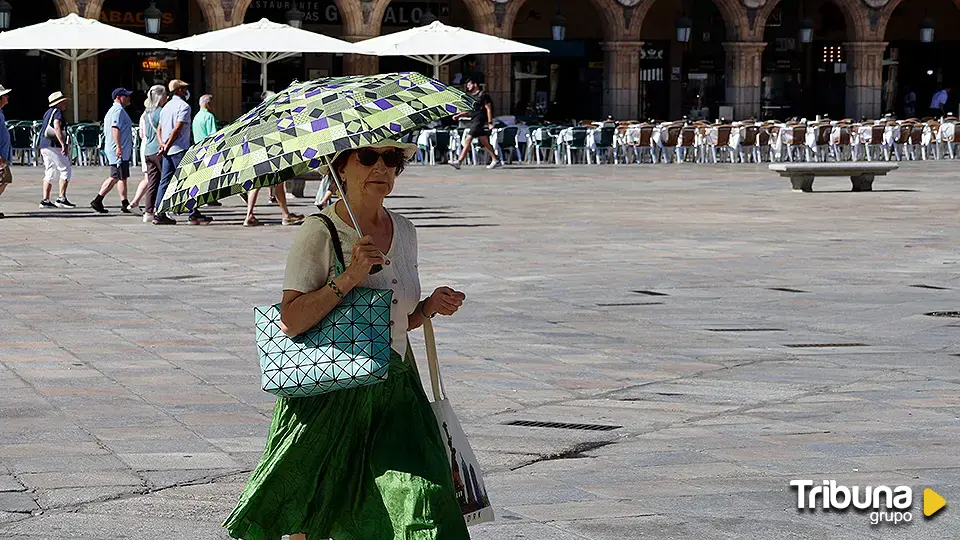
[924,488,947,517]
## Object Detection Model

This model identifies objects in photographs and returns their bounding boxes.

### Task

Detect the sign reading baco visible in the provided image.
[248,1,450,26]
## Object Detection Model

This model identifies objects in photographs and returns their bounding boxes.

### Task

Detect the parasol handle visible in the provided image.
[325,156,383,275]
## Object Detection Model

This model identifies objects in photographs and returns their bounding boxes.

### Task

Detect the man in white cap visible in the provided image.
[38,91,74,209]
[0,85,11,218]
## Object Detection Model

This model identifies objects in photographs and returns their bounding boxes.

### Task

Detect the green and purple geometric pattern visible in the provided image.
[157,72,475,214]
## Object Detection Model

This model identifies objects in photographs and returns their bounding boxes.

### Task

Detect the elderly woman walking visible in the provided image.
[128,85,167,222]
[223,140,470,540]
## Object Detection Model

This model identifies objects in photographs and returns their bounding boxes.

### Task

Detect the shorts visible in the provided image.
[41,147,72,182]
[140,144,147,174]
[468,121,491,138]
[109,161,131,180]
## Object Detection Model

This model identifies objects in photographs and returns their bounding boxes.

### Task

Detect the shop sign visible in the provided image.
[141,58,168,71]
[247,1,450,26]
[99,10,175,28]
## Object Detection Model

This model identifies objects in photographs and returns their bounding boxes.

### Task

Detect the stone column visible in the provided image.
[844,42,888,120]
[601,41,643,120]
[210,53,242,121]
[480,53,512,118]
[723,42,766,121]
[64,57,98,123]
[342,35,380,75]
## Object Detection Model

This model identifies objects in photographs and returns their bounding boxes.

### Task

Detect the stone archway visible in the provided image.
[880,0,960,116]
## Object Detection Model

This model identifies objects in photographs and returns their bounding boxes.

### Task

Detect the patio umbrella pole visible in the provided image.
[261,60,268,95]
[71,54,79,123]
[324,155,383,275]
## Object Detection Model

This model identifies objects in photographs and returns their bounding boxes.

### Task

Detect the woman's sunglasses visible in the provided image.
[356,148,405,168]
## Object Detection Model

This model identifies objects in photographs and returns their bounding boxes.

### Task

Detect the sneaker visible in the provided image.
[206,200,222,207]
[243,216,263,227]
[448,160,461,170]
[152,214,176,225]
[486,160,503,170]
[282,214,305,226]
[120,201,132,214]
[90,199,108,214]
[269,195,277,204]
[142,212,154,224]
[39,199,57,209]
[55,197,76,208]
[188,214,214,225]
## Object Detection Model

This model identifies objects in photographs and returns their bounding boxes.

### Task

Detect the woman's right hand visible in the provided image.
[347,235,384,279]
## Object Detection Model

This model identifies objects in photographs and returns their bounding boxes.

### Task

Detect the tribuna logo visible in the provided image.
[791,480,913,525]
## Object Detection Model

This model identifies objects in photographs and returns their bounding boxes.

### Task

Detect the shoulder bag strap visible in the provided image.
[313,213,346,276]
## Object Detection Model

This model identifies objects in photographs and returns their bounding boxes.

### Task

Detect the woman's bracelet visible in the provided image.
[418,299,436,319]
[327,280,344,298]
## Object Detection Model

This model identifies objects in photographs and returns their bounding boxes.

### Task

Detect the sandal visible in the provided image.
[282,214,305,226]
[243,216,262,227]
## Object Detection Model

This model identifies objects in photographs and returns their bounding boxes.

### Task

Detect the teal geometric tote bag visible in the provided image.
[255,214,393,398]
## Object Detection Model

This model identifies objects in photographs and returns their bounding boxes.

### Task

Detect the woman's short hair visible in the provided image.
[330,148,407,180]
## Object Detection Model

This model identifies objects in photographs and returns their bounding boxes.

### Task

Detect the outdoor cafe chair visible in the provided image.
[494,126,523,164]
[9,121,37,166]
[592,126,616,164]
[709,125,737,164]
[563,127,591,165]
[527,127,557,164]
[425,129,454,165]
[739,125,760,163]
[70,123,105,167]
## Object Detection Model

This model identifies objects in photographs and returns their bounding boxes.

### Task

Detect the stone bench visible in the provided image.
[769,163,899,193]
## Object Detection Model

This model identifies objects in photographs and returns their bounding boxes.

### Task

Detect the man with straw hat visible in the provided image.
[38,91,74,209]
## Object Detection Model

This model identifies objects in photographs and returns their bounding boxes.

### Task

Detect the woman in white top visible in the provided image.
[223,140,470,540]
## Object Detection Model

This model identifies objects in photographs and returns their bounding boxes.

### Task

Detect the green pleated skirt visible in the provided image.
[223,348,470,540]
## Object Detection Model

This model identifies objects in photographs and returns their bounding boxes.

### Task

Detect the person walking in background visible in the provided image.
[127,85,167,222]
[90,88,134,214]
[449,77,499,170]
[0,85,12,219]
[903,87,917,118]
[191,94,222,208]
[929,87,951,117]
[38,91,74,209]
[242,90,303,227]
[154,79,212,225]
[192,94,217,143]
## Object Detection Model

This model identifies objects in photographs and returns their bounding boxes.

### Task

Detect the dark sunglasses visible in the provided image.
[356,148,405,168]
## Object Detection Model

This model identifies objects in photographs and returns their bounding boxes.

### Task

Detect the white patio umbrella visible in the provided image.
[169,19,372,95]
[359,21,550,79]
[0,13,174,122]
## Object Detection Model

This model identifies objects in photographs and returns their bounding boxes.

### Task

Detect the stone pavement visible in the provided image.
[0,161,958,539]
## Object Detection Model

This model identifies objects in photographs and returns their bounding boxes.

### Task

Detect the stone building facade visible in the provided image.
[27,0,946,122]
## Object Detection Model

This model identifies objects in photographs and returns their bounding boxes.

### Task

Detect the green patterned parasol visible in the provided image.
[157,72,475,214]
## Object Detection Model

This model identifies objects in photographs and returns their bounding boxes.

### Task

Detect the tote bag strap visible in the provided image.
[313,213,346,275]
[423,318,446,402]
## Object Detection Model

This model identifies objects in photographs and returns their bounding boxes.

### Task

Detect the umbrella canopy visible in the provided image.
[158,72,474,215]
[359,21,549,78]
[169,19,372,94]
[0,13,173,122]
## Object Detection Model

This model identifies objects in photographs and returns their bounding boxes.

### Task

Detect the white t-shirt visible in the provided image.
[282,205,422,357]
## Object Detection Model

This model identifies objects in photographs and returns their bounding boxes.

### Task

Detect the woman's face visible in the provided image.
[339,148,399,199]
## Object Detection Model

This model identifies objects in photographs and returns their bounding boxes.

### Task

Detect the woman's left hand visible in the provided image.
[426,287,466,316]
